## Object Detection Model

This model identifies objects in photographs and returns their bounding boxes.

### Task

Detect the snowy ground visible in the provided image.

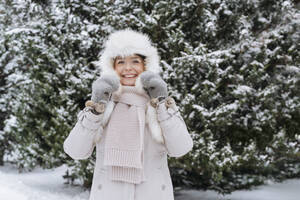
[1,163,300,200]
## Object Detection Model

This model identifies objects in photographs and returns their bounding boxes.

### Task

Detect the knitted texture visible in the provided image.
[103,86,150,184]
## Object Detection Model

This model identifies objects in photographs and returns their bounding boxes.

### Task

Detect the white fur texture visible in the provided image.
[146,102,165,144]
[101,100,116,127]
[94,101,115,143]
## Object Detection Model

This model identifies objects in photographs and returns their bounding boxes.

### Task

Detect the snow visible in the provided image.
[0,163,89,200]
[233,85,254,95]
[176,179,300,200]
[1,163,300,200]
[5,28,39,35]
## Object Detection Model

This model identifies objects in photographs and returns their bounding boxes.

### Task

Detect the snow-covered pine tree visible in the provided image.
[165,0,300,193]
[1,0,99,180]
[0,0,7,166]
[0,0,32,165]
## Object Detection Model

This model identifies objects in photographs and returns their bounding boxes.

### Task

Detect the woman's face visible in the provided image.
[114,54,145,86]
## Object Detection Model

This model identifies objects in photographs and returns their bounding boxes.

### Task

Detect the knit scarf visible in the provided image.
[103,86,150,184]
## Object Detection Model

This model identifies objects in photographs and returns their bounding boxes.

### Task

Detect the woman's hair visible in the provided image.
[135,54,146,61]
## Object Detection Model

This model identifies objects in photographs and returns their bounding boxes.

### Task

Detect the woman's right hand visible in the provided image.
[91,75,120,104]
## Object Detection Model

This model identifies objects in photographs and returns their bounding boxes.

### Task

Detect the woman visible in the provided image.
[63,29,193,200]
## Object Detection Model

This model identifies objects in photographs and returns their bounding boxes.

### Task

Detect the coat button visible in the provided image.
[98,184,102,190]
[161,184,166,190]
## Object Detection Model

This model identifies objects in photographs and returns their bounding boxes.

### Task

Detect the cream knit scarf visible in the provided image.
[103,86,150,184]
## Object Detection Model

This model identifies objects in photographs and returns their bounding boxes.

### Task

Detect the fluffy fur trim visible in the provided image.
[93,101,116,143]
[98,28,161,75]
[101,100,116,127]
[145,102,165,144]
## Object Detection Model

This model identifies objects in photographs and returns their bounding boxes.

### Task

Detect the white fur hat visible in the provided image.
[98,29,161,76]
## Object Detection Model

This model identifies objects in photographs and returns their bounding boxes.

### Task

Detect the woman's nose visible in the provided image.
[124,62,132,70]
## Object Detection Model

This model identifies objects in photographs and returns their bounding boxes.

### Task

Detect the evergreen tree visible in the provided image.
[166,0,300,193]
[0,0,32,165]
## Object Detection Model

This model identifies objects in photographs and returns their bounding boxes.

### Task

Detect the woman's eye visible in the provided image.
[133,60,140,63]
[117,61,124,64]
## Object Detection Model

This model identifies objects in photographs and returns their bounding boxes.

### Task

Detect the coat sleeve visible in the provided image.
[156,102,193,158]
[63,108,104,160]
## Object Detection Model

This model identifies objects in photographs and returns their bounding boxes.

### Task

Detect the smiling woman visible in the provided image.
[63,29,193,200]
[113,54,146,86]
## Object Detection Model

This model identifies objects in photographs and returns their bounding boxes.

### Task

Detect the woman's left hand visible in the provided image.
[140,71,168,99]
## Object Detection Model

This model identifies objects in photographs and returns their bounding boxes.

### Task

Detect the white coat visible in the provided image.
[64,97,193,200]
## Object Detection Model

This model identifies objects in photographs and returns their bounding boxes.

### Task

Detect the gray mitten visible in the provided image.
[140,71,168,99]
[91,75,120,104]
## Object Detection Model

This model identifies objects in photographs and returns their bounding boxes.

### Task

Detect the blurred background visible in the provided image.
[0,0,299,197]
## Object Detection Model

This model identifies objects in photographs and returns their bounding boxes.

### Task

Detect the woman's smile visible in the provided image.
[122,74,137,78]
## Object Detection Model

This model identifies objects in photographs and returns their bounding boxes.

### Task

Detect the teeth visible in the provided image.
[123,75,136,78]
